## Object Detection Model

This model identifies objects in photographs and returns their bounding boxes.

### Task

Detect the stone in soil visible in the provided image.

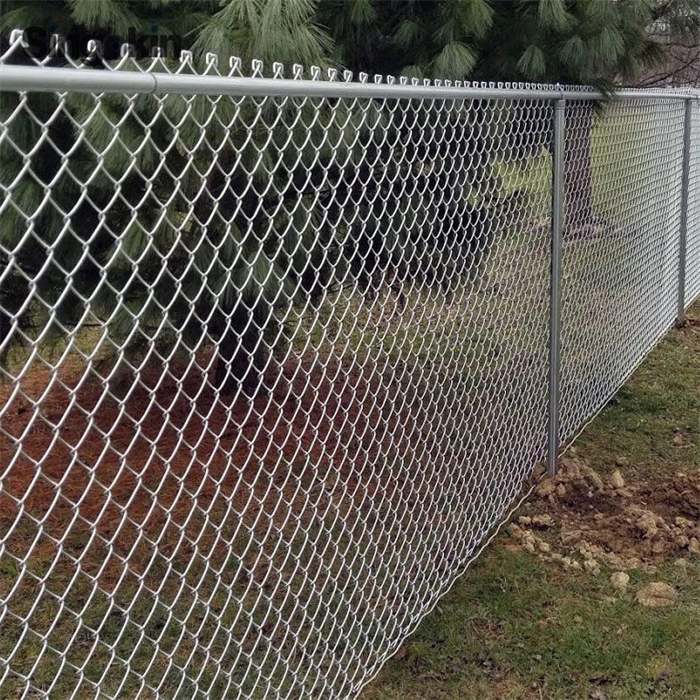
[636,582,677,607]
[610,571,630,590]
[609,470,625,489]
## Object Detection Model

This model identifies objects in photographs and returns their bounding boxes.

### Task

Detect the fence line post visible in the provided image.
[677,98,693,325]
[548,98,565,477]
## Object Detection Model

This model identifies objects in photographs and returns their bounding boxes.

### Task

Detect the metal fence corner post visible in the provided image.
[548,98,565,477]
[677,98,693,326]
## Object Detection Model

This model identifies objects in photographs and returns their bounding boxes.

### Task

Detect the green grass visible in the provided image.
[362,299,700,700]
[1,481,427,699]
[590,104,678,231]
[577,319,700,481]
[362,550,700,700]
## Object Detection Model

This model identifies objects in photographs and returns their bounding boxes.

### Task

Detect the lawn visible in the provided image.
[361,300,700,700]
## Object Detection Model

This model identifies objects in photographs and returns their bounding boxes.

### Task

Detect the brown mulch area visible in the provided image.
[0,352,414,590]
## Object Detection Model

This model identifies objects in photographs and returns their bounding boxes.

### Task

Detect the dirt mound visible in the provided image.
[509,450,700,571]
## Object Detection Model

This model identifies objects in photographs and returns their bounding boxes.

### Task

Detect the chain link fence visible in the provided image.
[559,97,688,444]
[0,35,699,699]
[687,100,700,304]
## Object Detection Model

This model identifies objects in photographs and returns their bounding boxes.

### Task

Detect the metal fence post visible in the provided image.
[678,98,693,325]
[548,99,565,477]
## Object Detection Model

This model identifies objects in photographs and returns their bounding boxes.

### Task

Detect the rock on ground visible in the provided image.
[636,582,677,607]
[609,470,625,489]
[610,571,630,590]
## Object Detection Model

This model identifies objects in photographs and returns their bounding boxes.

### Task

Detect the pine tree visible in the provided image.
[192,0,333,68]
[0,1,358,396]
[324,0,699,228]
[475,0,699,228]
[317,0,494,80]
[3,0,699,394]
[0,0,209,59]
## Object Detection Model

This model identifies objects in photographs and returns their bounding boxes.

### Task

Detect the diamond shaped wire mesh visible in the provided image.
[687,100,700,307]
[558,98,687,445]
[0,36,698,700]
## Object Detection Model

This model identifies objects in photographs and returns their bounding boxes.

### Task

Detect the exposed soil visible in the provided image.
[508,450,700,571]
[0,351,418,591]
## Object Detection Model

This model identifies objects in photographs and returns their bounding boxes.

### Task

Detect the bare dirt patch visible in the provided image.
[0,351,419,592]
[508,450,700,572]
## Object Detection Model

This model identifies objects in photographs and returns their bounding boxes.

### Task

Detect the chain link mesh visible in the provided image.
[0,38,698,699]
[558,98,687,444]
[687,100,700,306]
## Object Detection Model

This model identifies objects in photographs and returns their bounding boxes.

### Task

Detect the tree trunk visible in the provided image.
[213,327,264,399]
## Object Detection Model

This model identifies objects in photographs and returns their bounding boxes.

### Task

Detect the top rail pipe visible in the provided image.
[0,64,696,102]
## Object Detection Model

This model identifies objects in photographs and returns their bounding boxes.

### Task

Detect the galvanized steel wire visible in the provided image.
[0,34,699,700]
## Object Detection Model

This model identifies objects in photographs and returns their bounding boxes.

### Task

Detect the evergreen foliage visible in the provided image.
[1,0,698,393]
